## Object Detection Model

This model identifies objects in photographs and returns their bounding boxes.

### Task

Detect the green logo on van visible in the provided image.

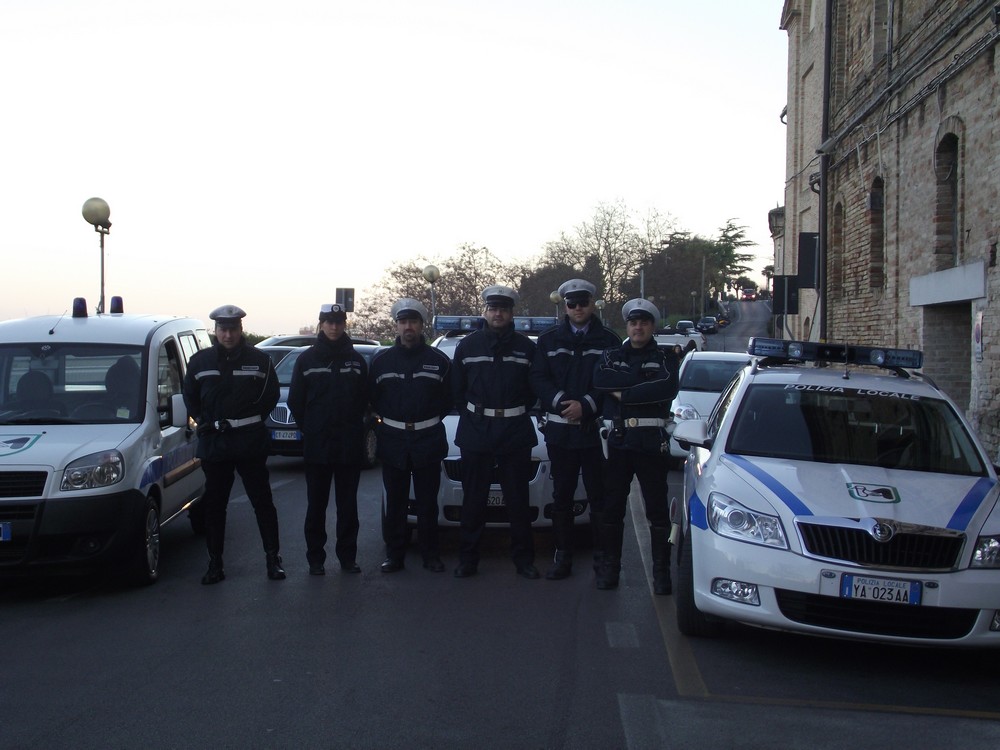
[0,434,42,456]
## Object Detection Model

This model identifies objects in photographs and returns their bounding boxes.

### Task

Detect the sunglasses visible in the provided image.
[565,300,590,309]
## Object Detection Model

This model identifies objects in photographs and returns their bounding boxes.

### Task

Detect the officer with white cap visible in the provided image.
[529,278,620,580]
[368,297,452,573]
[591,298,679,593]
[451,284,540,578]
[288,301,369,575]
[183,304,284,584]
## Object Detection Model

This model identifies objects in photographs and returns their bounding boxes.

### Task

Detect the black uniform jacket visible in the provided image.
[183,338,279,462]
[593,339,679,455]
[530,316,621,450]
[287,332,369,465]
[368,337,451,470]
[452,324,538,454]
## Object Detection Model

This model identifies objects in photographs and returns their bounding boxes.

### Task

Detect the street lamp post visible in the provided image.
[422,264,440,330]
[549,291,562,317]
[690,290,697,318]
[595,298,605,324]
[81,197,112,314]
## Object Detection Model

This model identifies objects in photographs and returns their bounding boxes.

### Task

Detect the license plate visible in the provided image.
[840,574,921,605]
[486,494,504,507]
[0,522,10,542]
[271,430,301,441]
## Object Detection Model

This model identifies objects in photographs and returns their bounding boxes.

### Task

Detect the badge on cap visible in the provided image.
[319,303,347,322]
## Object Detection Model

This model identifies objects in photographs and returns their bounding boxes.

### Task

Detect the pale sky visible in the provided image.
[1,0,787,335]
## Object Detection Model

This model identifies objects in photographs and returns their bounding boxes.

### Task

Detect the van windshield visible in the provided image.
[0,344,144,424]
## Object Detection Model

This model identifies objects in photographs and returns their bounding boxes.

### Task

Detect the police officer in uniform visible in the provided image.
[593,298,679,593]
[288,303,368,575]
[369,298,452,573]
[183,304,285,584]
[452,285,539,579]
[530,279,620,580]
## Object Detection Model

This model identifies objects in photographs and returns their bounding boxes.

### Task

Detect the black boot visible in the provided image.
[546,510,573,580]
[266,551,286,581]
[650,526,672,595]
[201,554,225,585]
[595,522,623,590]
[590,510,604,573]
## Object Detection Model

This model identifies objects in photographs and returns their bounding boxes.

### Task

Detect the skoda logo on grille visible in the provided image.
[870,521,895,543]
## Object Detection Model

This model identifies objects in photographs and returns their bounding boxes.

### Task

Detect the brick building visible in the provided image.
[778,0,1000,457]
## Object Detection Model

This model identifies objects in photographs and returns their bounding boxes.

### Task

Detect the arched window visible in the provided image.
[934,133,959,266]
[869,177,885,289]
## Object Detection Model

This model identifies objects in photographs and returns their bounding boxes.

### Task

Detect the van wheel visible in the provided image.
[676,532,722,637]
[128,497,161,586]
[362,425,378,469]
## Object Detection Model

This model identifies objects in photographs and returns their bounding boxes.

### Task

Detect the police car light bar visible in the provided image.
[433,315,485,332]
[432,315,559,335]
[747,337,923,369]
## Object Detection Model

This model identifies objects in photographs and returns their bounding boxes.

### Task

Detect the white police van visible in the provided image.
[0,297,211,585]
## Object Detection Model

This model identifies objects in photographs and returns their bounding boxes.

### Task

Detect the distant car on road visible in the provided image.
[741,288,757,301]
[696,316,719,334]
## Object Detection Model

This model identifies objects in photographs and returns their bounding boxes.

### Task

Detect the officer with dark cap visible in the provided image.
[530,278,620,580]
[288,302,368,575]
[368,298,452,573]
[452,284,540,579]
[592,298,679,593]
[183,304,285,584]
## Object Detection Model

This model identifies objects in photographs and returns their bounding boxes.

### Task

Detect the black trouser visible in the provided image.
[304,462,361,567]
[381,459,442,561]
[201,457,280,556]
[459,448,534,566]
[547,443,606,516]
[602,448,670,527]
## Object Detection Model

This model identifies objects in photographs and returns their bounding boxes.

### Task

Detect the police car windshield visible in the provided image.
[726,384,987,475]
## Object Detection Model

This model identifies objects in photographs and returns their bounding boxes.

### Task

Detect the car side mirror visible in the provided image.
[672,419,712,451]
[170,393,189,429]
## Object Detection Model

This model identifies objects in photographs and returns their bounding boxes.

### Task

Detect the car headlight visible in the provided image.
[672,403,700,421]
[971,535,1000,568]
[61,450,125,491]
[708,492,787,548]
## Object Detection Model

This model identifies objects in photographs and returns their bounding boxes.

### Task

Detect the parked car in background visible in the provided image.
[696,316,719,334]
[265,343,383,468]
[673,337,1000,646]
[668,351,752,465]
[676,319,697,334]
[257,335,379,348]
[258,345,298,367]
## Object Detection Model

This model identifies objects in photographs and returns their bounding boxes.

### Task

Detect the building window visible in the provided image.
[869,177,885,289]
[934,133,959,266]
[831,202,844,298]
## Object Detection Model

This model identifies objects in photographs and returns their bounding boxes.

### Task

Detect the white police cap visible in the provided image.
[481,285,519,307]
[209,304,246,326]
[391,298,428,321]
[621,298,658,322]
[557,278,596,301]
[318,303,347,322]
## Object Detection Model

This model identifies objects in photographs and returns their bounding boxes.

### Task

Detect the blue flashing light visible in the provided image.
[109,296,124,314]
[72,298,88,318]
[433,315,485,332]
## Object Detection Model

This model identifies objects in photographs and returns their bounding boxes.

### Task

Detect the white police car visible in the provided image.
[0,297,210,584]
[385,315,588,534]
[672,337,1000,646]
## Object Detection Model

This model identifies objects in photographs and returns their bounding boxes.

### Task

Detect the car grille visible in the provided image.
[0,472,47,498]
[442,458,542,483]
[775,589,978,640]
[797,520,964,570]
[270,405,294,425]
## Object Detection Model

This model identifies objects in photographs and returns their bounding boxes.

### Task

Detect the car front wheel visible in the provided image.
[676,532,722,637]
[127,497,161,586]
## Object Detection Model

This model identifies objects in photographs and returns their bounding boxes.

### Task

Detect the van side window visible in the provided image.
[158,341,183,425]
[178,333,200,363]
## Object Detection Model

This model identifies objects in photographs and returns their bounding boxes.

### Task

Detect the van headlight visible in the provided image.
[708,492,787,548]
[971,535,1000,568]
[672,403,700,421]
[61,451,125,491]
